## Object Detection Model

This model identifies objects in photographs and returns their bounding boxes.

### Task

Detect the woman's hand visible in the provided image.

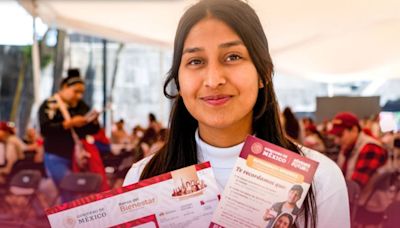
[85,110,100,123]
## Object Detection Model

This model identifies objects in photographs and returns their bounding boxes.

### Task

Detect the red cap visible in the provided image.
[0,121,14,134]
[305,124,318,133]
[329,112,360,136]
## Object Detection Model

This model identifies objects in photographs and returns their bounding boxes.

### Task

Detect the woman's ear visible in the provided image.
[60,84,68,91]
[258,79,264,89]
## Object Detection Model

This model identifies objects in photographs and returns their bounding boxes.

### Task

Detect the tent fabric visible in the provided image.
[18,0,400,82]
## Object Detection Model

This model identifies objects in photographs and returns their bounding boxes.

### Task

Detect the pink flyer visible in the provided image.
[47,162,220,228]
[211,136,319,228]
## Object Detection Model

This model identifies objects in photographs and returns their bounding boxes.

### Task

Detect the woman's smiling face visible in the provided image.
[178,17,260,133]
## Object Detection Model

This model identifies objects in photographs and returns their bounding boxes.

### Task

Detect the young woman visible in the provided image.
[124,0,350,227]
[39,69,100,203]
[271,213,294,228]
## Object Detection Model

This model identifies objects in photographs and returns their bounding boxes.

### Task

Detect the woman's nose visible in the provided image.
[203,62,226,89]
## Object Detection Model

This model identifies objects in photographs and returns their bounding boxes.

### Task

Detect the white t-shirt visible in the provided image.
[123,131,350,228]
[296,145,350,228]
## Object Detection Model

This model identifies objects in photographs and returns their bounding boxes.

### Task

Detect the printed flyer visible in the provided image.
[210,136,319,228]
[46,162,220,228]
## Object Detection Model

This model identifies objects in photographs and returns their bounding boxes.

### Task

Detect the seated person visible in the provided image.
[0,122,27,184]
[111,119,129,144]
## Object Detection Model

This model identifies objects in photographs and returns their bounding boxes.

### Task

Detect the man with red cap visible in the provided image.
[329,112,387,188]
[0,121,26,184]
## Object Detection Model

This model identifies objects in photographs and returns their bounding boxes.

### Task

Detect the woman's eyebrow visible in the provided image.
[182,47,204,55]
[182,40,243,55]
[219,40,243,49]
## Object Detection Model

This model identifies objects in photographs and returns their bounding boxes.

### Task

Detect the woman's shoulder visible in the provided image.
[301,145,348,200]
[298,146,350,228]
[301,146,338,168]
[122,154,154,186]
[39,95,56,110]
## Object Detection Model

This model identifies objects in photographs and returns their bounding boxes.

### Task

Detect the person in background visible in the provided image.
[130,125,144,148]
[370,114,382,139]
[361,114,382,139]
[0,121,26,184]
[132,127,158,163]
[91,127,111,156]
[281,107,301,142]
[149,128,168,156]
[123,0,350,227]
[111,119,129,144]
[302,117,314,130]
[317,119,340,161]
[23,127,44,163]
[303,124,326,153]
[329,112,387,188]
[38,68,99,203]
[112,127,158,189]
[148,113,162,133]
[393,135,400,169]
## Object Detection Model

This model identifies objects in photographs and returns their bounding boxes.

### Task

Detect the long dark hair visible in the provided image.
[283,107,301,140]
[140,0,316,227]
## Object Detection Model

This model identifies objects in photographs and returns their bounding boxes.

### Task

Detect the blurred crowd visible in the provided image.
[281,107,400,228]
[0,112,168,226]
[1,105,399,227]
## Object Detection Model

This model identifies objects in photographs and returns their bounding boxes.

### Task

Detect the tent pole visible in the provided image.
[31,14,42,129]
[102,39,107,129]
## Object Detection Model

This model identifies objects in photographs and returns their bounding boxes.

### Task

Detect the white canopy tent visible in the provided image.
[18,0,400,83]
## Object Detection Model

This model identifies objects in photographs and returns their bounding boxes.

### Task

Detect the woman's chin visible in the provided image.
[199,118,235,130]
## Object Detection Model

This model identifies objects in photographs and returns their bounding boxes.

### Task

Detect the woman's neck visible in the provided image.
[57,91,74,107]
[284,202,296,208]
[198,123,252,148]
[57,91,68,103]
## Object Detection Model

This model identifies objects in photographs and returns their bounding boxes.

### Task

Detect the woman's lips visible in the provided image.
[201,95,232,106]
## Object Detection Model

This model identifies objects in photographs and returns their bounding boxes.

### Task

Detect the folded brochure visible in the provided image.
[46,162,220,228]
[210,135,319,228]
[47,135,318,228]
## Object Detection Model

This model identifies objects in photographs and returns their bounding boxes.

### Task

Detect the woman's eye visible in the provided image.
[188,59,203,65]
[226,54,242,62]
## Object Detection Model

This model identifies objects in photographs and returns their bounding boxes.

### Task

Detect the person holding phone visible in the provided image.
[39,68,99,203]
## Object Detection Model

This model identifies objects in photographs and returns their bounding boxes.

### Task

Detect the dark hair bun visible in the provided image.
[67,68,81,78]
[60,68,84,87]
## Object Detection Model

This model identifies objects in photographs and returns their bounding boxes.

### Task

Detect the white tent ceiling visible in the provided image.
[19,0,400,83]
